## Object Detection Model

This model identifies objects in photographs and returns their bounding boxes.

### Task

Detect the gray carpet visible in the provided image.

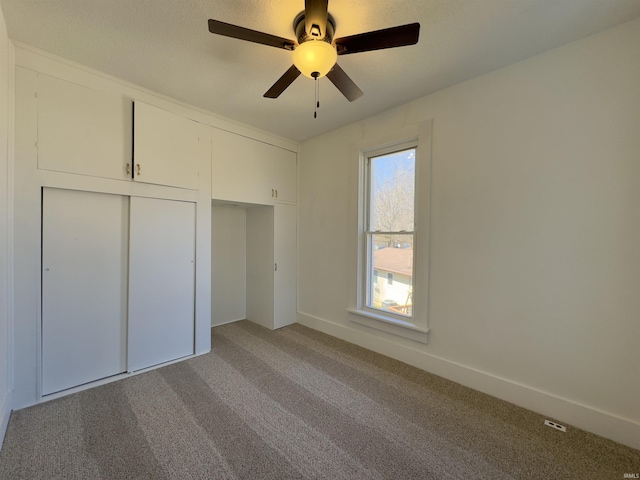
[0,320,638,479]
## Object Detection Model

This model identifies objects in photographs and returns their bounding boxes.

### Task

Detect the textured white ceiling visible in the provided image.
[2,0,640,141]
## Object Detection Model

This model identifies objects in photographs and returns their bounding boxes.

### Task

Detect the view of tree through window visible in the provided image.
[365,147,416,317]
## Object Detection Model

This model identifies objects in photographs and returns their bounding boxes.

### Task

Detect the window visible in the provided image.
[364,145,416,318]
[348,121,431,342]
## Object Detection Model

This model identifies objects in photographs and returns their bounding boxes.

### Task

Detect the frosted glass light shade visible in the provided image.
[292,40,337,79]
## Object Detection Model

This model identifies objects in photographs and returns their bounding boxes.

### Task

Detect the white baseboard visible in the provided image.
[297,311,640,451]
[0,390,12,453]
[211,318,246,328]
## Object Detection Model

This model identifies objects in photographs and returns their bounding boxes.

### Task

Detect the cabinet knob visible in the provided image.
[126,163,131,175]
[274,263,278,271]
[136,164,141,176]
[275,189,278,198]
[272,189,274,197]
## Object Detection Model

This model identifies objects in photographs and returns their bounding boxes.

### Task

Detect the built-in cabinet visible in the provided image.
[34,74,205,190]
[25,70,207,398]
[41,188,196,395]
[211,201,298,331]
[211,127,297,204]
[211,128,298,331]
[14,54,296,407]
[245,203,297,330]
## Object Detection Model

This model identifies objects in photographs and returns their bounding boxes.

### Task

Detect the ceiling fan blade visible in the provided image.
[335,23,420,55]
[326,64,363,102]
[304,0,329,39]
[264,66,302,98]
[208,19,296,50]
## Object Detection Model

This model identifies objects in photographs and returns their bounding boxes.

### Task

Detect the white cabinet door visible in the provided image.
[128,197,196,371]
[211,128,274,205]
[42,188,128,395]
[274,203,297,329]
[133,101,205,190]
[272,150,297,204]
[211,127,297,205]
[37,74,131,180]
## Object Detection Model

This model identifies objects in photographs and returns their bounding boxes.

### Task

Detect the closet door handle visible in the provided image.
[136,164,141,176]
[126,163,131,175]
[274,263,278,271]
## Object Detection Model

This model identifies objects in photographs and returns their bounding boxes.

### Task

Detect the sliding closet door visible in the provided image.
[128,197,196,371]
[42,188,128,395]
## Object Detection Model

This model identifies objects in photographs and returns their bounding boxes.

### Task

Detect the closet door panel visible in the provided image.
[128,197,196,371]
[274,203,297,329]
[42,188,128,395]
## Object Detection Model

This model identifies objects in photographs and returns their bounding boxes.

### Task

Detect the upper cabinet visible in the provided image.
[37,73,132,180]
[211,127,297,205]
[34,71,292,197]
[271,150,297,204]
[35,76,208,191]
[133,101,207,190]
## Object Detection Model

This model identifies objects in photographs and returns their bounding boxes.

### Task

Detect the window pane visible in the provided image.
[370,148,415,232]
[368,234,413,317]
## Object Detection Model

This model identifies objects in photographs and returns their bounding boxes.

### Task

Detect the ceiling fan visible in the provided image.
[207,0,420,102]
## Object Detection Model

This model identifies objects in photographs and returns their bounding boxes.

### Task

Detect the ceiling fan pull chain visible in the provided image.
[313,74,319,118]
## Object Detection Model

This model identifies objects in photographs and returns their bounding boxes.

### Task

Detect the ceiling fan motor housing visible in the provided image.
[294,11,336,44]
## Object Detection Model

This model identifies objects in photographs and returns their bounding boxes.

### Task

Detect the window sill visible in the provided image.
[346,308,430,344]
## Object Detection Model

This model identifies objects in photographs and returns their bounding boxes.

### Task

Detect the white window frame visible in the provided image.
[363,140,417,319]
[347,121,432,343]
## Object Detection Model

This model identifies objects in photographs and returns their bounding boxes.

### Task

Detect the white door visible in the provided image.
[274,203,297,329]
[128,197,196,371]
[42,188,128,395]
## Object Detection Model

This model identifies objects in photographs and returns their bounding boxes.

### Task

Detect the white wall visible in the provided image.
[0,3,12,444]
[211,205,247,326]
[298,18,640,449]
[246,206,275,329]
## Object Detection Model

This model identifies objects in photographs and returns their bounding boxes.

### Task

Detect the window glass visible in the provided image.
[365,147,416,318]
[369,150,415,232]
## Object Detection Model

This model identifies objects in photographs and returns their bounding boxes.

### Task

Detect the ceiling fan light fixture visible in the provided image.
[292,40,337,79]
